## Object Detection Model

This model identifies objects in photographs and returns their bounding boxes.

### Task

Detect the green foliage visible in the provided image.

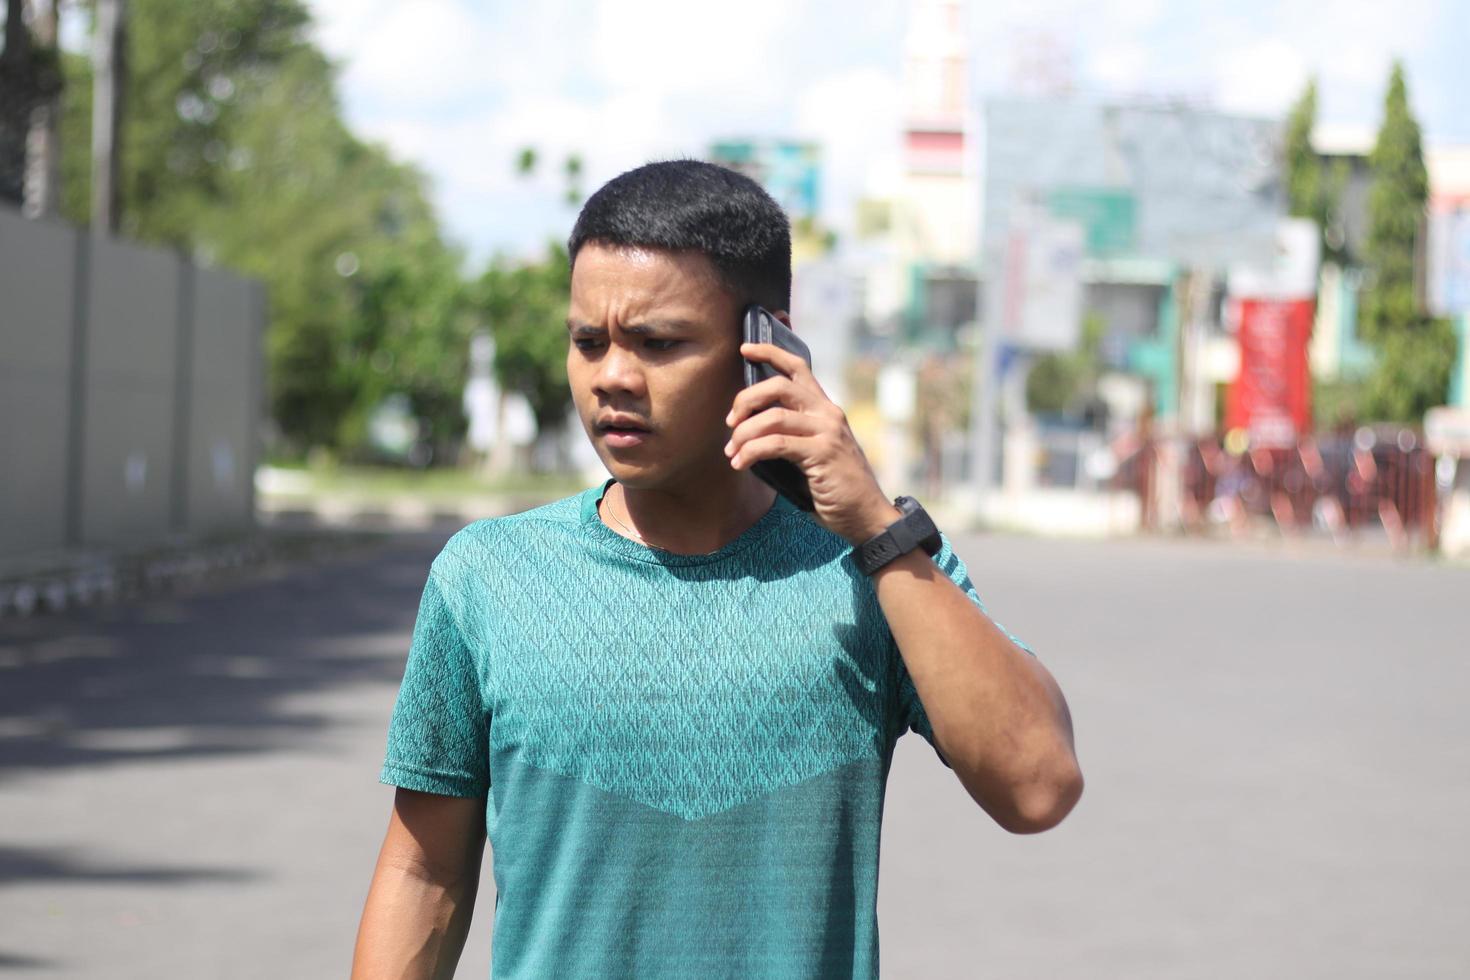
[57,0,473,461]
[474,242,574,432]
[1283,79,1319,220]
[57,50,92,221]
[1357,62,1450,423]
[1361,315,1457,423]
[515,146,537,176]
[1360,62,1428,348]
[1312,376,1367,431]
[1284,78,1349,266]
[461,144,588,442]
[1025,351,1084,417]
[1025,313,1106,418]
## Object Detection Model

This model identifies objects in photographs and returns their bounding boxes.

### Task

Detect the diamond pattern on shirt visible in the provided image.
[381,487,1031,820]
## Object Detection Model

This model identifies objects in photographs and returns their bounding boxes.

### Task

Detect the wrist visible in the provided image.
[850,495,944,576]
[842,500,903,547]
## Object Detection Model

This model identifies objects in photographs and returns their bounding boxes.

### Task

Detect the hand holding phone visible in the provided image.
[739,305,816,511]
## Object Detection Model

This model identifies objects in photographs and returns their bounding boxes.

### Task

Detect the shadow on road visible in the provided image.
[0,845,258,888]
[0,950,56,971]
[0,529,453,779]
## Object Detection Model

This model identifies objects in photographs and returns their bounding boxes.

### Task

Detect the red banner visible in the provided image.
[1226,298,1314,447]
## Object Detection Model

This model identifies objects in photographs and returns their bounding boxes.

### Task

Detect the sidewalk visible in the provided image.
[0,525,391,620]
[0,471,563,621]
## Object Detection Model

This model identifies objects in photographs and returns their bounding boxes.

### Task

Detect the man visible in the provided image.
[351,160,1082,979]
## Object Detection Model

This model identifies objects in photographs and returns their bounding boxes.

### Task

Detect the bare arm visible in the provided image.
[351,788,487,980]
[871,545,1083,834]
[726,338,1082,834]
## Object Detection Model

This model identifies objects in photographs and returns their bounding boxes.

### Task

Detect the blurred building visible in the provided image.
[981,96,1287,429]
[1427,146,1470,408]
[897,0,975,267]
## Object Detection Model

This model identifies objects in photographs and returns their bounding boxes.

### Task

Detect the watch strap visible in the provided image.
[854,496,942,576]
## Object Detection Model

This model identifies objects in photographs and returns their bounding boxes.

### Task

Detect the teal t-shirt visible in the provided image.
[380,480,1035,979]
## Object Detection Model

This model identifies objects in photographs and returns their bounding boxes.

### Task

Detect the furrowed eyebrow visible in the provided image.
[566,319,699,336]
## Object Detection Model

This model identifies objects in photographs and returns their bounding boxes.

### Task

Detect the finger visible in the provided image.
[726,376,814,430]
[725,407,825,459]
[729,432,820,471]
[741,341,833,406]
[738,341,811,382]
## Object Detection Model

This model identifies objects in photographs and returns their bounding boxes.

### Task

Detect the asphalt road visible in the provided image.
[2,525,1467,978]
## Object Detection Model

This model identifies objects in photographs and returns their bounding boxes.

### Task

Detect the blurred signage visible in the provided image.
[708,140,820,221]
[904,128,965,176]
[1225,298,1314,447]
[1227,218,1320,300]
[1428,204,1470,316]
[1046,187,1136,256]
[1000,203,1084,352]
[983,99,1285,268]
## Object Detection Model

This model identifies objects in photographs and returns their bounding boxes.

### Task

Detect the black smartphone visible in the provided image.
[740,304,816,511]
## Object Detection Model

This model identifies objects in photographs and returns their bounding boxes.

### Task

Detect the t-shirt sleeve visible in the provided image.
[380,555,490,798]
[896,532,1037,769]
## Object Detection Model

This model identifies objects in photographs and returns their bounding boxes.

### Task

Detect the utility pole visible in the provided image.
[22,0,60,218]
[92,0,126,236]
[970,254,1001,511]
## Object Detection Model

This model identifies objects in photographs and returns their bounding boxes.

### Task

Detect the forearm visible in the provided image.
[351,859,481,979]
[872,548,1082,833]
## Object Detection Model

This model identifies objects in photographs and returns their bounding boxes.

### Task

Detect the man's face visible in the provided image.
[566,243,746,491]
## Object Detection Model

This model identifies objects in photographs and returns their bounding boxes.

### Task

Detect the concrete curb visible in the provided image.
[0,525,389,621]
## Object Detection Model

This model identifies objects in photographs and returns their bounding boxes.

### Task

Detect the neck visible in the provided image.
[607,471,778,554]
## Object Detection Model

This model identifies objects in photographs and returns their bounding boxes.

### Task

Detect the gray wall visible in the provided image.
[0,211,75,555]
[0,205,264,558]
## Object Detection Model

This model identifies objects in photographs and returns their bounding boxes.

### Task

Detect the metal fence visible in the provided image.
[1169,429,1440,550]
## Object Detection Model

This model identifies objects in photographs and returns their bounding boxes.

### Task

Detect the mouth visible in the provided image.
[595,416,653,448]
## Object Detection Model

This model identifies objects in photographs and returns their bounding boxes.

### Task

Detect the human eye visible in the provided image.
[572,337,605,352]
[644,338,680,352]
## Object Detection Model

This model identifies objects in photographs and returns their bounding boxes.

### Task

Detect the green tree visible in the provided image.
[1283,79,1320,221]
[1358,62,1457,423]
[57,0,473,460]
[1026,313,1106,418]
[475,242,573,440]
[464,144,589,466]
[1283,78,1349,266]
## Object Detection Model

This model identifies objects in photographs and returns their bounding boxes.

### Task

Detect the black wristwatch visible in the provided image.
[853,496,943,576]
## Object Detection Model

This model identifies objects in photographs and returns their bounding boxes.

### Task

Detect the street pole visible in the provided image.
[969,251,1001,518]
[91,0,126,236]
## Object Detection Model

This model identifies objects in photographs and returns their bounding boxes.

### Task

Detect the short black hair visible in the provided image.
[568,159,792,311]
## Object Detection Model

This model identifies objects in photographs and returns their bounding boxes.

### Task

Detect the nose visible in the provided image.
[591,340,647,401]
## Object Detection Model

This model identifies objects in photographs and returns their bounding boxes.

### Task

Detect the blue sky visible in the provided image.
[305,0,1467,264]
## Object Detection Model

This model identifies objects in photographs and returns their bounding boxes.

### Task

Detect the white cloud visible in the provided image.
[589,0,796,106]
[317,0,506,112]
[794,68,904,232]
[303,0,1461,261]
[1213,37,1309,116]
[1086,42,1149,93]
